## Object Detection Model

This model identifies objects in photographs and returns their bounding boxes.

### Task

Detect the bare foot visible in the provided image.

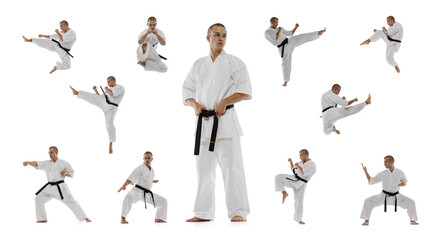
[121,217,128,224]
[318,28,326,36]
[360,39,371,45]
[411,220,419,225]
[231,216,246,222]
[49,66,57,74]
[141,42,148,54]
[70,86,78,95]
[362,220,369,226]
[36,220,47,223]
[282,191,288,204]
[299,221,305,224]
[332,125,340,134]
[137,61,146,68]
[365,94,371,105]
[109,142,113,154]
[395,66,400,73]
[22,36,32,42]
[155,219,167,223]
[186,216,211,222]
[282,82,287,87]
[85,218,91,222]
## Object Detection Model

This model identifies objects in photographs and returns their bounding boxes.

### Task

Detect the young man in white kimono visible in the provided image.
[182,23,252,222]
[321,84,371,135]
[264,17,326,86]
[22,20,76,74]
[275,149,316,224]
[70,76,125,154]
[137,16,167,73]
[118,151,167,224]
[361,16,403,73]
[23,146,91,223]
[361,155,419,225]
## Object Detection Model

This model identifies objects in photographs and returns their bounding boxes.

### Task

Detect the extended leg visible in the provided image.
[121,190,140,224]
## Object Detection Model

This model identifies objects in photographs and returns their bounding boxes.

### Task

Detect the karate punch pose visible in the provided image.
[23,146,91,223]
[264,17,326,86]
[183,23,252,222]
[137,16,167,73]
[321,84,371,135]
[22,20,76,74]
[361,16,403,73]
[275,149,316,224]
[118,151,168,224]
[361,155,419,225]
[70,76,125,154]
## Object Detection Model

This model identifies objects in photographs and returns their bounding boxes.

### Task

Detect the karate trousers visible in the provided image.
[137,43,167,73]
[322,102,366,135]
[369,30,401,67]
[31,38,71,70]
[360,192,418,221]
[193,136,250,220]
[121,188,168,220]
[275,174,307,222]
[35,183,87,221]
[279,31,320,83]
[78,91,118,142]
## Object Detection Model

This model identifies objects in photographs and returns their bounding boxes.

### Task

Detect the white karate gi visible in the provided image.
[31,29,76,70]
[137,28,167,72]
[369,22,403,67]
[275,160,316,222]
[360,168,418,221]
[77,85,125,142]
[34,159,88,221]
[182,50,252,220]
[321,90,366,135]
[265,27,320,83]
[121,164,168,220]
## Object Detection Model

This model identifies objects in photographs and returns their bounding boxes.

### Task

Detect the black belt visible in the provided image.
[35,180,65,200]
[387,36,402,43]
[151,42,167,60]
[383,190,399,212]
[100,86,119,107]
[51,39,74,58]
[286,167,308,183]
[194,104,234,155]
[322,104,337,113]
[277,38,289,58]
[135,184,155,209]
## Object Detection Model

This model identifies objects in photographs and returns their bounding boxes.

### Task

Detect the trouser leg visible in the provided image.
[122,190,140,218]
[104,109,117,142]
[395,194,418,221]
[56,51,71,70]
[60,185,87,221]
[35,192,53,221]
[386,44,398,67]
[293,185,306,222]
[146,193,168,220]
[32,38,56,52]
[216,137,250,219]
[360,194,383,220]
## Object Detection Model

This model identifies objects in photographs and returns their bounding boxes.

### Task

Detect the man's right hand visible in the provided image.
[118,186,126,192]
[288,158,293,163]
[92,86,97,91]
[23,161,28,166]
[194,103,206,116]
[361,163,367,173]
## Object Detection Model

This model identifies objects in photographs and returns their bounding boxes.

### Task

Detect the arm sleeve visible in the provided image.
[61,31,76,43]
[400,170,408,184]
[282,28,293,37]
[112,86,125,97]
[369,171,385,185]
[127,166,142,184]
[182,62,198,104]
[230,57,252,99]
[35,160,48,170]
[302,162,316,178]
[158,29,166,41]
[264,29,276,45]
[49,34,59,40]
[64,162,75,178]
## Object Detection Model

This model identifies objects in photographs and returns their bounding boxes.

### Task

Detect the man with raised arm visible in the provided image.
[23,146,91,223]
[23,20,76,74]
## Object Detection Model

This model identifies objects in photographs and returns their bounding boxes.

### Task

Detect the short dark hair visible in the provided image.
[384,155,395,163]
[60,20,69,27]
[148,16,157,22]
[207,23,226,36]
[387,16,395,22]
[144,151,153,156]
[107,76,116,82]
[49,146,58,153]
[332,84,341,90]
[270,17,278,23]
[300,149,309,156]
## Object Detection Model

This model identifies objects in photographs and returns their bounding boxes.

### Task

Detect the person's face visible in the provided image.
[107,78,115,87]
[143,154,153,165]
[48,148,58,161]
[60,22,67,32]
[333,87,341,95]
[271,19,279,28]
[207,26,227,51]
[384,158,394,169]
[299,151,308,162]
[387,18,395,26]
[147,20,157,31]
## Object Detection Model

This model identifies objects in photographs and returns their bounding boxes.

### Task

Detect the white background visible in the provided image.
[1,0,431,239]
